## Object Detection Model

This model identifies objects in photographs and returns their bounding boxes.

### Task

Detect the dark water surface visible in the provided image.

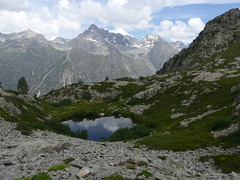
[63,116,134,141]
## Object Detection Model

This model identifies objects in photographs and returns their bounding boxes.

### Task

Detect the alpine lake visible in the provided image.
[63,116,135,141]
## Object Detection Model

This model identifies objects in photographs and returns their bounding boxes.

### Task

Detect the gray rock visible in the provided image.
[213,123,239,138]
[171,113,186,119]
[77,167,91,178]
[70,159,86,169]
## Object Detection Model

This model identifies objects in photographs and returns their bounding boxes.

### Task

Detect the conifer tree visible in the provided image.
[17,77,29,94]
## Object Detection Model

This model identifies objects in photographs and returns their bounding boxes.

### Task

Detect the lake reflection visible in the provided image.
[63,116,134,141]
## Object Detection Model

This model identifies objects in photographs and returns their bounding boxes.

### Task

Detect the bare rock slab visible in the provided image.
[77,167,91,178]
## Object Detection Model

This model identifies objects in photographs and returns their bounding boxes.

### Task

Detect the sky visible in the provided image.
[0,0,240,45]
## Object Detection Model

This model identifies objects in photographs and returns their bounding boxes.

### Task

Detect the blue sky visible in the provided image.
[0,0,240,44]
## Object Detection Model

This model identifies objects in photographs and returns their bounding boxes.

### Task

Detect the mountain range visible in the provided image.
[0,25,180,95]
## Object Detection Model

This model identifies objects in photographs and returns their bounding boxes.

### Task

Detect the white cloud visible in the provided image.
[149,0,240,11]
[0,0,153,39]
[79,0,152,31]
[0,0,30,11]
[0,0,238,41]
[110,27,130,36]
[153,17,205,44]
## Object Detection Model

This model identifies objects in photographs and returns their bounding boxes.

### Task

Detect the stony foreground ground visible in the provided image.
[0,118,240,180]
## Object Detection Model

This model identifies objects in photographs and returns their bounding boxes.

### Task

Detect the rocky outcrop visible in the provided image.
[192,72,224,82]
[130,105,151,115]
[212,123,239,138]
[180,106,227,127]
[0,97,22,116]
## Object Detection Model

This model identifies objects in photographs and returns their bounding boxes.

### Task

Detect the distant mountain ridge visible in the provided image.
[0,25,179,95]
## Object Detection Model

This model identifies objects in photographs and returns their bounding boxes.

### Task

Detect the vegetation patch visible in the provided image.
[220,41,240,59]
[91,82,115,93]
[109,125,151,142]
[81,90,92,100]
[49,164,69,172]
[137,170,153,178]
[63,158,75,164]
[220,123,240,149]
[117,83,146,99]
[137,161,148,167]
[126,165,135,170]
[200,153,240,173]
[210,116,232,131]
[32,173,51,180]
[13,172,51,180]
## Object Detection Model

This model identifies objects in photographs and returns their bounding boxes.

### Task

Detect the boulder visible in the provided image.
[77,167,91,178]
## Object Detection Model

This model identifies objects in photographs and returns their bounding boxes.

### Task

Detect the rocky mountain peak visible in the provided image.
[83,24,101,35]
[88,24,99,31]
[144,34,159,41]
[14,29,42,40]
[171,41,186,51]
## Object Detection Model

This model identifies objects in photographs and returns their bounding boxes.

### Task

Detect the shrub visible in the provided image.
[16,122,32,135]
[82,90,92,100]
[144,118,157,128]
[108,125,151,142]
[60,99,72,106]
[210,116,231,131]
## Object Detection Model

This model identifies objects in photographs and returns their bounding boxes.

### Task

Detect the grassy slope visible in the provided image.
[138,41,240,151]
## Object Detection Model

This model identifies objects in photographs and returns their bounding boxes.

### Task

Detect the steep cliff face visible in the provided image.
[159,8,240,74]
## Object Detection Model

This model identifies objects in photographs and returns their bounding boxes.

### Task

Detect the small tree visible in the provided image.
[17,77,29,94]
[0,81,2,88]
[105,76,109,81]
